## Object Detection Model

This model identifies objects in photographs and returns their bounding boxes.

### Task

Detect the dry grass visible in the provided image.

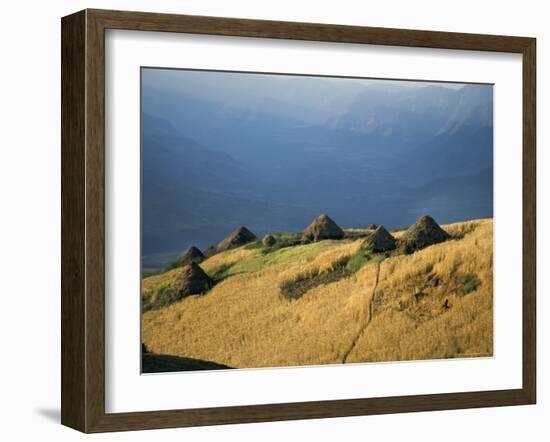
[346,219,493,362]
[142,219,493,368]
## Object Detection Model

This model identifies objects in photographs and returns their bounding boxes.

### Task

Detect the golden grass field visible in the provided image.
[142,219,493,369]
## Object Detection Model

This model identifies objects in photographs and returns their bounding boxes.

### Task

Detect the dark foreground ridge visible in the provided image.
[142,353,233,373]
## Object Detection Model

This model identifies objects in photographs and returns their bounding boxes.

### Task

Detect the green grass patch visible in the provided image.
[280,249,388,300]
[154,284,177,309]
[142,282,173,312]
[243,239,263,250]
[345,250,371,273]
[280,253,349,300]
[280,266,349,300]
[265,232,303,252]
[142,242,340,308]
[244,232,304,254]
[344,249,387,274]
[227,240,341,277]
[207,263,234,283]
[457,273,481,295]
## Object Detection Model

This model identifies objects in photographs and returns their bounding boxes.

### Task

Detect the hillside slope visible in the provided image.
[142,219,493,369]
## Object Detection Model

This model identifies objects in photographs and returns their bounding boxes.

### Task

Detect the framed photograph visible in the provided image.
[61,9,536,433]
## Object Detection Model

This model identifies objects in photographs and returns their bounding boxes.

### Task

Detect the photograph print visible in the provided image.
[140,68,494,373]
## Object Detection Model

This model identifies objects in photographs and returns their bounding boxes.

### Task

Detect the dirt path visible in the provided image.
[342,261,382,363]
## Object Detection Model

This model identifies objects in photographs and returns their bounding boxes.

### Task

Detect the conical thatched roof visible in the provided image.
[362,225,396,252]
[367,223,378,230]
[168,262,213,299]
[217,226,257,251]
[302,214,345,242]
[400,215,450,252]
[173,246,205,267]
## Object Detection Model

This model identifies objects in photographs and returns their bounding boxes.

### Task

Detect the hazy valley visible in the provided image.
[141,75,493,268]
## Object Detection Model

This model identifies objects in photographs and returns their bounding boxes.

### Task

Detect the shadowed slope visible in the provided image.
[142,353,232,373]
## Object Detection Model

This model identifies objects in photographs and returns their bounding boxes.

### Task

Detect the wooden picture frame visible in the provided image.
[61,8,536,433]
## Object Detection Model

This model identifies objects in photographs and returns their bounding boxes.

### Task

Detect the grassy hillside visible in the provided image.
[142,219,493,369]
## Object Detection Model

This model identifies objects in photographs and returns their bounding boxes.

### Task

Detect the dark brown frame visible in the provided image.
[61,8,536,433]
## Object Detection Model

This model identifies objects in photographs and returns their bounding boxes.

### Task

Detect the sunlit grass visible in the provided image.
[141,218,493,368]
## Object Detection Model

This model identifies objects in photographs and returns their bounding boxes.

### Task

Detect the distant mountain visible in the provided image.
[143,81,492,168]
[330,84,492,157]
[142,113,259,194]
[438,84,493,134]
[141,114,335,266]
[141,75,493,268]
[141,113,268,262]
[329,85,455,135]
[142,69,367,126]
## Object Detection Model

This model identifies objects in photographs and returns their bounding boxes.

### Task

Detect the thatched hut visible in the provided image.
[399,215,450,252]
[302,214,345,242]
[217,226,257,251]
[163,262,213,302]
[362,225,396,252]
[172,246,205,268]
